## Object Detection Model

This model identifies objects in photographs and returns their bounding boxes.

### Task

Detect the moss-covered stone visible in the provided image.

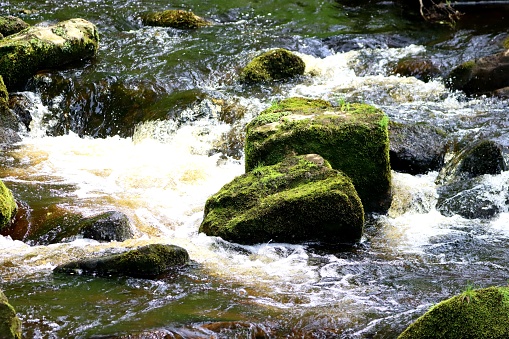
[398,286,509,339]
[240,49,305,83]
[53,244,190,278]
[0,18,99,89]
[0,16,29,37]
[0,180,17,231]
[200,154,364,245]
[0,290,21,339]
[245,97,392,214]
[141,10,210,29]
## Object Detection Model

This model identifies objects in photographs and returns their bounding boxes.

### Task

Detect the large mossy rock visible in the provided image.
[446,50,509,95]
[0,16,29,37]
[199,154,364,245]
[244,97,392,213]
[240,49,305,83]
[0,290,21,339]
[54,244,190,278]
[0,18,99,89]
[141,10,210,29]
[398,286,509,339]
[0,179,17,231]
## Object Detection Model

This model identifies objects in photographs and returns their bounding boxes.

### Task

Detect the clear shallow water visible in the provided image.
[2,0,509,337]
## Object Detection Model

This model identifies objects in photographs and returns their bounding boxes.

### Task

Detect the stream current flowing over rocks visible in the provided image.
[2,0,509,337]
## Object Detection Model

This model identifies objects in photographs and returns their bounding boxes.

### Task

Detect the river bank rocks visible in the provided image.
[0,180,17,231]
[0,16,29,37]
[240,49,306,84]
[0,18,99,90]
[199,154,364,245]
[54,244,189,278]
[245,97,392,213]
[398,286,509,338]
[0,291,21,339]
[141,9,210,29]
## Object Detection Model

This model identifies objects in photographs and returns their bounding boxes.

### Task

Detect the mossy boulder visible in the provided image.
[446,50,509,95]
[0,18,99,89]
[0,180,17,231]
[141,10,210,29]
[245,97,392,213]
[53,244,190,278]
[200,154,364,245]
[0,291,21,339]
[0,16,29,37]
[240,49,305,83]
[398,286,509,339]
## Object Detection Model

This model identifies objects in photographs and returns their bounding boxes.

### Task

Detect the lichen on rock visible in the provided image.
[240,48,306,83]
[141,9,210,29]
[199,154,364,245]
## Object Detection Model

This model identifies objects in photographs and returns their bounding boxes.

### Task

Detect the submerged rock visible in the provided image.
[141,9,210,29]
[240,49,305,83]
[80,211,134,242]
[392,57,440,82]
[200,154,364,245]
[0,290,21,339]
[0,18,99,89]
[399,286,509,338]
[0,179,17,231]
[389,121,447,175]
[54,244,190,278]
[244,97,392,213]
[0,16,29,37]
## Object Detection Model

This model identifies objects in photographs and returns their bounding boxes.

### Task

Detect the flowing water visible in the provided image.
[1,0,509,337]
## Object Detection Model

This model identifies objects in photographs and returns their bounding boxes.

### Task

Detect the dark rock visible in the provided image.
[389,122,447,175]
[53,244,190,278]
[0,16,29,37]
[8,94,32,131]
[240,49,305,84]
[392,58,440,82]
[80,211,134,242]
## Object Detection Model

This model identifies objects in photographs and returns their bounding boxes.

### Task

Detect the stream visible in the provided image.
[1,0,509,337]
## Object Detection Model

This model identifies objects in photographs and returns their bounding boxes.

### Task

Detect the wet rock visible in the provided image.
[80,211,134,242]
[8,94,32,131]
[141,9,211,29]
[54,244,190,278]
[0,290,21,339]
[240,49,305,84]
[0,16,29,37]
[436,139,506,185]
[446,50,509,95]
[24,211,85,245]
[392,57,440,82]
[0,18,99,89]
[398,286,509,338]
[0,180,17,231]
[389,121,447,175]
[244,97,392,213]
[200,154,365,245]
[436,177,501,219]
[0,75,21,138]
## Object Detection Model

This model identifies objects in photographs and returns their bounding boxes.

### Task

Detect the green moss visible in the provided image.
[141,10,210,29]
[0,75,7,106]
[245,97,391,213]
[398,286,509,339]
[0,16,29,37]
[200,154,364,244]
[240,49,306,84]
[446,60,476,91]
[0,180,16,231]
[0,291,21,339]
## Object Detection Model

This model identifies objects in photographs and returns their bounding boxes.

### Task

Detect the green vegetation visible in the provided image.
[240,48,306,83]
[0,180,17,231]
[0,291,21,339]
[398,286,509,339]
[141,9,211,29]
[200,154,364,245]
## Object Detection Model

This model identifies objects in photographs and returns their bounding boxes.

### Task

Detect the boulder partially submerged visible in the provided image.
[200,154,364,245]
[0,290,21,339]
[399,286,509,338]
[240,49,305,83]
[0,18,99,89]
[54,244,190,278]
[141,9,210,29]
[244,97,392,213]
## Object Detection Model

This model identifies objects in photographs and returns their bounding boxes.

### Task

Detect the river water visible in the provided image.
[1,0,509,338]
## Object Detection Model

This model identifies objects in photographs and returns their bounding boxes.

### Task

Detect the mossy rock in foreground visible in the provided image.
[200,154,364,245]
[141,10,210,29]
[0,18,99,89]
[245,97,391,214]
[399,286,509,339]
[0,179,17,231]
[240,48,305,83]
[53,244,190,278]
[0,290,21,339]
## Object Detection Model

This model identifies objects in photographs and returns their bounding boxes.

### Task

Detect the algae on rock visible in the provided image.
[0,179,17,231]
[0,290,21,339]
[200,154,364,245]
[245,97,392,214]
[0,18,99,89]
[141,9,210,29]
[240,48,305,83]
